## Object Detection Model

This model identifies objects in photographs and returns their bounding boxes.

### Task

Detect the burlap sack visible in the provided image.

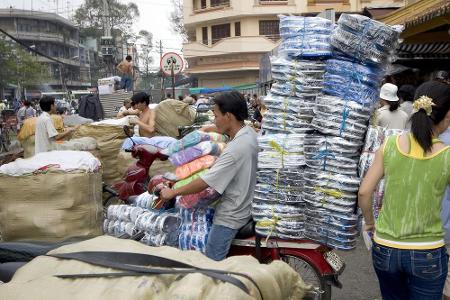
[21,135,35,158]
[21,136,98,159]
[0,172,103,242]
[73,124,127,184]
[154,99,196,138]
[0,236,308,299]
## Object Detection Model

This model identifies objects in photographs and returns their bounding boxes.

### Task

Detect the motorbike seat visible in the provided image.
[235,220,255,239]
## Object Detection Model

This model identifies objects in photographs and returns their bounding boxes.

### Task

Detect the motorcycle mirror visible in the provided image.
[123,125,136,146]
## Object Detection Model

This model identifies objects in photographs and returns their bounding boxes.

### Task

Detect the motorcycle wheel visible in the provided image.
[281,254,332,300]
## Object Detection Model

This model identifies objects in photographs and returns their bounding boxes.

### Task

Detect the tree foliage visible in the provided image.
[72,0,140,39]
[0,35,49,90]
[170,0,187,41]
[136,30,154,91]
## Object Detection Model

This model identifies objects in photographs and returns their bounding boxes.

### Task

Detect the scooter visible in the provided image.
[109,126,169,204]
[228,221,344,300]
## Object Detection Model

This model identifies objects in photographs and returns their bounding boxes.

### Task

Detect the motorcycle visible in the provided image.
[108,126,168,205]
[229,221,344,300]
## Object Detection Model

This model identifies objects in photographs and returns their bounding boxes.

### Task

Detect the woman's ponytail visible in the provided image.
[411,109,434,152]
[411,81,450,152]
[388,101,400,112]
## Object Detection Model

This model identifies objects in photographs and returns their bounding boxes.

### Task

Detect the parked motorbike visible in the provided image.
[109,126,168,204]
[229,221,344,300]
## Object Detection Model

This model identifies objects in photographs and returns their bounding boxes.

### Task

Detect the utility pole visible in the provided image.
[159,40,164,100]
[101,0,114,77]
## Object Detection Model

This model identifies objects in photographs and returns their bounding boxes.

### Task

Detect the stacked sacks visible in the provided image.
[359,126,405,219]
[253,16,333,240]
[163,130,227,253]
[303,14,402,250]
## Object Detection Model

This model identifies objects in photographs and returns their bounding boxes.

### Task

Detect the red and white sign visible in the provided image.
[160,52,184,76]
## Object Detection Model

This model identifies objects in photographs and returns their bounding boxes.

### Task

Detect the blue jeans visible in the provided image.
[372,242,448,300]
[120,74,133,91]
[205,224,238,261]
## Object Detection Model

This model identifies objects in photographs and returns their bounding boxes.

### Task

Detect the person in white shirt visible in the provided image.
[35,96,80,154]
[376,83,409,130]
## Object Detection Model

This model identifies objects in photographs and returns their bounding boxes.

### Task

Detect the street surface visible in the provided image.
[332,236,381,300]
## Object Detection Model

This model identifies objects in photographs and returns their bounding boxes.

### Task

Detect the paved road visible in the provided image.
[331,236,381,300]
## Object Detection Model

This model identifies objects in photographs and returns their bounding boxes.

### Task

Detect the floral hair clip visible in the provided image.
[412,95,435,116]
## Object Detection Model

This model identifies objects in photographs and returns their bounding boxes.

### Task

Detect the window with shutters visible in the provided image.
[259,20,280,41]
[202,27,208,45]
[235,22,241,36]
[211,23,230,44]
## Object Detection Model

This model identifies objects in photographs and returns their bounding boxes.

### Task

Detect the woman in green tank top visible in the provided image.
[359,81,450,299]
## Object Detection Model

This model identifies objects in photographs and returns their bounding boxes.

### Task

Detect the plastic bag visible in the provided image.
[169,141,224,166]
[163,131,228,156]
[175,155,216,180]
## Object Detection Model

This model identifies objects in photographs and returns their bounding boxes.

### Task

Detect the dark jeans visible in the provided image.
[205,224,238,261]
[120,74,133,91]
[372,241,448,300]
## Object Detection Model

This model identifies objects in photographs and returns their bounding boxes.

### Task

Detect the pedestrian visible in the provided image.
[375,83,408,130]
[441,121,450,300]
[17,100,36,129]
[117,55,133,92]
[435,70,450,85]
[35,96,79,154]
[359,81,450,300]
[160,91,258,261]
[398,84,416,117]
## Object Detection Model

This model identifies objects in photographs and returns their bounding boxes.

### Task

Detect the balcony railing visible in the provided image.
[259,0,288,4]
[194,0,230,12]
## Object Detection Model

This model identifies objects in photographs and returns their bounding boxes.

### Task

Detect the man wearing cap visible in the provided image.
[376,83,408,130]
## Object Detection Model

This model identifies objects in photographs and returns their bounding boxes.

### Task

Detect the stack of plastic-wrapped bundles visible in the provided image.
[304,14,402,250]
[252,16,333,240]
[104,198,181,247]
[359,126,405,219]
[162,130,228,253]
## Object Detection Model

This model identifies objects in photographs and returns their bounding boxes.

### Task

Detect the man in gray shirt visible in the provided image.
[161,91,258,261]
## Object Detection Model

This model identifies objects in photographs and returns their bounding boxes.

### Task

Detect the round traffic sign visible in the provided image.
[160,52,184,76]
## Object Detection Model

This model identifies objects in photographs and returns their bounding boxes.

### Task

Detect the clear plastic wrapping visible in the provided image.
[331,14,402,66]
[323,59,383,105]
[304,134,362,176]
[178,207,215,253]
[279,16,333,58]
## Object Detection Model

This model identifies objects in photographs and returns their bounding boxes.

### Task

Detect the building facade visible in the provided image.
[183,0,404,88]
[0,8,95,92]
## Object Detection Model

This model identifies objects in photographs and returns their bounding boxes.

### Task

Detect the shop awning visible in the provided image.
[189,83,258,95]
[397,42,450,59]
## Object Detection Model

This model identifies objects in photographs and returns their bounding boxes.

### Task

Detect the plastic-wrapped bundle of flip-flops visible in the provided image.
[279,15,334,58]
[178,206,215,253]
[358,126,405,219]
[323,59,384,105]
[257,134,305,169]
[311,95,371,142]
[304,134,363,176]
[302,170,360,250]
[103,203,181,247]
[262,93,314,134]
[331,14,402,66]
